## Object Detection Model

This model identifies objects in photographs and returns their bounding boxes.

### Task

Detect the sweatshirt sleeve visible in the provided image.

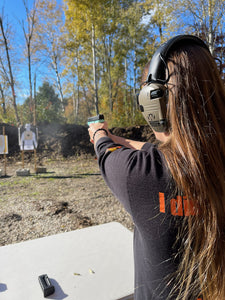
[95,136,162,216]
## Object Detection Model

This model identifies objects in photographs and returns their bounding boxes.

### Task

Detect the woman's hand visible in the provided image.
[88,122,109,144]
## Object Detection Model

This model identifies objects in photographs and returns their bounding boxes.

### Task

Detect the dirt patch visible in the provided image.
[0,155,136,246]
[0,123,154,246]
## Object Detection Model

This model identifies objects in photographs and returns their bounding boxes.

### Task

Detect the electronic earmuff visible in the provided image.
[137,35,210,132]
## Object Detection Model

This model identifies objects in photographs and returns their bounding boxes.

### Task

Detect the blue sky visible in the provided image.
[0,0,63,104]
[1,0,39,30]
[2,0,62,23]
[2,0,27,20]
[1,0,32,103]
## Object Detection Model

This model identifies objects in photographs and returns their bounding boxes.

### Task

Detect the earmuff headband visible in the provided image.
[147,35,210,83]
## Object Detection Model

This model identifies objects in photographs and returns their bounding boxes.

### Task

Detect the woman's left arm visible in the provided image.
[88,122,146,150]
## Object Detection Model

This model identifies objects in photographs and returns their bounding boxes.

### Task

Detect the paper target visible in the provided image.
[0,135,8,154]
[18,124,38,151]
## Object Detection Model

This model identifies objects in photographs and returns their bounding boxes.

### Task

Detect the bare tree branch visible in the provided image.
[0,16,20,124]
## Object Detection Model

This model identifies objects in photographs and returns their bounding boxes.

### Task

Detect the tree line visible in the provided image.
[0,0,225,127]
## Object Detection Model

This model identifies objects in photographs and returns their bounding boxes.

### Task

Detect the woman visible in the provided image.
[88,35,225,300]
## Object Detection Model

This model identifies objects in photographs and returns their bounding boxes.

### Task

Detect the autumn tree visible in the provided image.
[175,0,225,78]
[64,0,112,115]
[62,31,82,123]
[35,0,67,112]
[0,14,20,124]
[0,45,9,116]
[21,0,39,125]
[177,0,225,54]
[142,0,179,43]
[0,82,7,115]
[64,0,154,126]
[110,1,153,123]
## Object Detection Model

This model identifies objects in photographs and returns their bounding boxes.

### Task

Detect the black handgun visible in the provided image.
[87,114,104,125]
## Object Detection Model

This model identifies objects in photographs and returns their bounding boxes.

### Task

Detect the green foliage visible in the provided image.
[0,108,14,125]
[36,82,65,123]
[23,82,65,124]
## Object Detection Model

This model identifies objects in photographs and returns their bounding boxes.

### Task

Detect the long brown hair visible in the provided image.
[158,44,225,299]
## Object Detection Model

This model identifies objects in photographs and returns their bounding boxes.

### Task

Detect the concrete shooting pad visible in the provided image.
[0,222,134,300]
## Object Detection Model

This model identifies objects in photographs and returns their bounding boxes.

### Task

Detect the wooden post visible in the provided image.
[22,150,24,169]
[34,148,37,173]
[3,126,6,176]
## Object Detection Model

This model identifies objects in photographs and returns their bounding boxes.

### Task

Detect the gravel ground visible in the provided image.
[0,156,133,246]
